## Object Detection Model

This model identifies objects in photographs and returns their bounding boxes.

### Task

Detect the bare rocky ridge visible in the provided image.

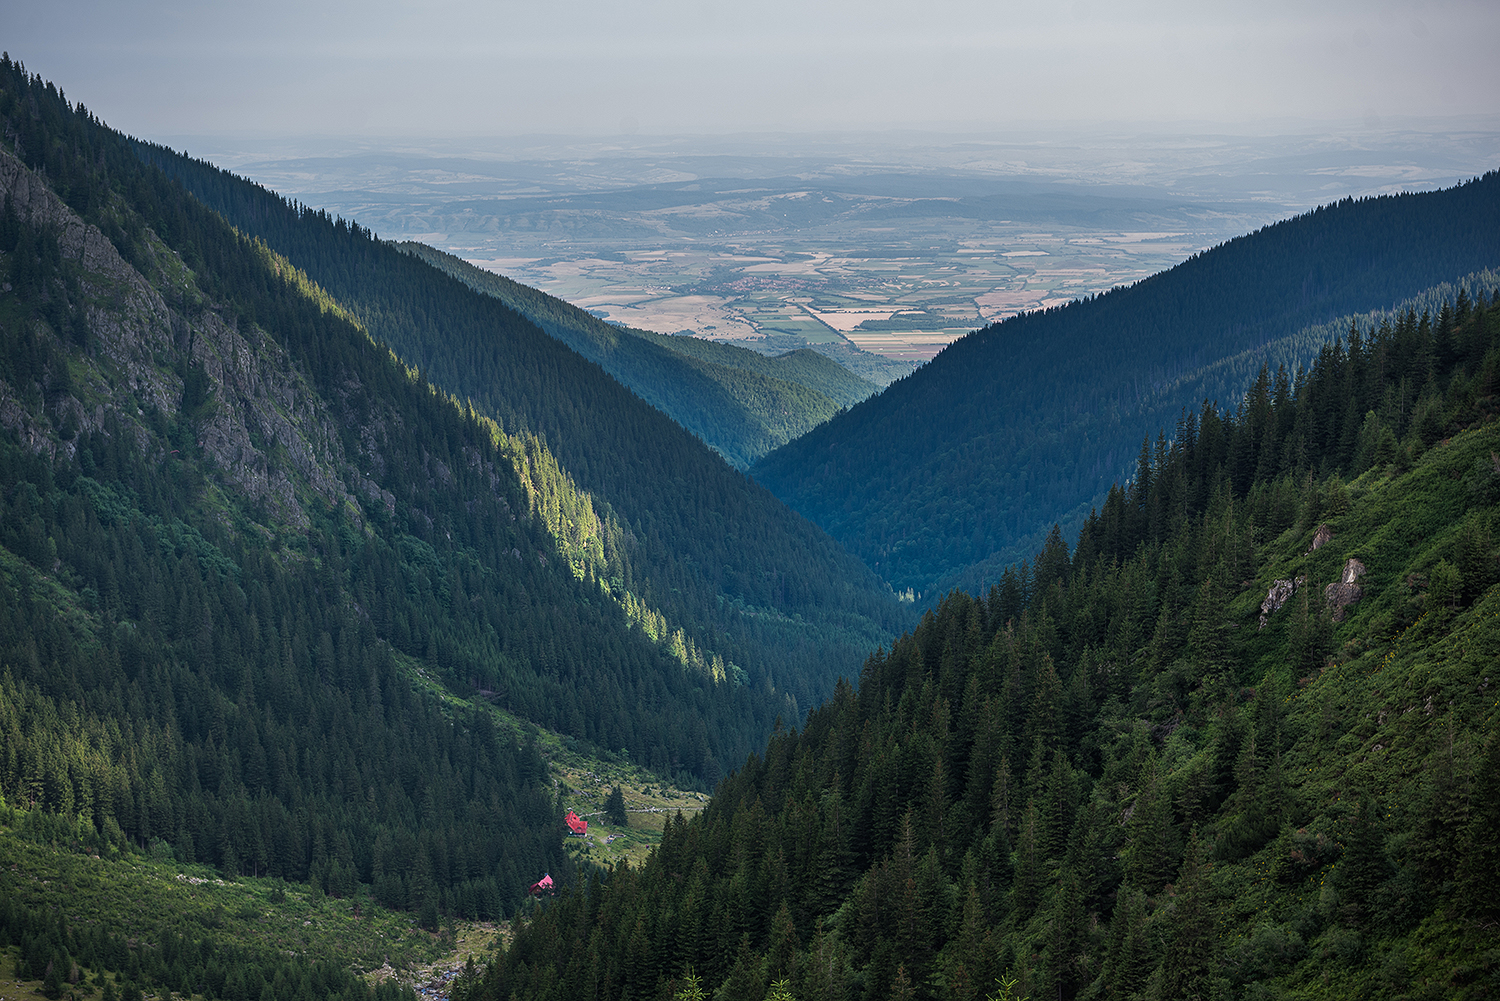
[1,149,178,453]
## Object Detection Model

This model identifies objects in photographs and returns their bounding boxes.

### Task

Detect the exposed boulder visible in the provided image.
[1325,558,1367,622]
[1309,523,1335,553]
[1260,575,1307,629]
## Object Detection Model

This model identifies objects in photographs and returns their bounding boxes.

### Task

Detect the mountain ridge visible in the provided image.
[395,241,877,469]
[752,173,1500,597]
[131,131,910,723]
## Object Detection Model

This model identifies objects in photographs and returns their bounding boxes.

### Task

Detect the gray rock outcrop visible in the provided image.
[1325,558,1367,622]
[1260,575,1307,629]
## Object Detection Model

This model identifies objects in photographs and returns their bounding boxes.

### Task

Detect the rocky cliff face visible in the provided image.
[0,149,392,532]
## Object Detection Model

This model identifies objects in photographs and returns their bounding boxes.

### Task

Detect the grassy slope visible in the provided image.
[1207,423,1500,998]
[0,599,690,995]
[397,645,698,869]
[0,829,453,985]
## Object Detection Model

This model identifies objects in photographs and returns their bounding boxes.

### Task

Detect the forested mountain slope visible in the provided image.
[469,293,1500,1001]
[0,52,851,940]
[932,268,1500,599]
[397,242,877,469]
[753,174,1500,597]
[130,138,908,719]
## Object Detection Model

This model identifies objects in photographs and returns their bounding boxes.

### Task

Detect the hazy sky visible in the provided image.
[7,0,1499,139]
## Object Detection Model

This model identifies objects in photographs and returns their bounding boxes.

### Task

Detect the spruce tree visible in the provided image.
[606,785,628,826]
[1153,830,1214,1001]
[1336,797,1391,930]
[1123,754,1176,895]
[1454,731,1500,921]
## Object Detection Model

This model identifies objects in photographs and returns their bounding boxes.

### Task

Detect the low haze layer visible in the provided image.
[10,1,1500,134]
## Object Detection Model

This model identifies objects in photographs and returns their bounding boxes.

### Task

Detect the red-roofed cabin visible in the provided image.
[565,810,588,836]
[529,873,554,896]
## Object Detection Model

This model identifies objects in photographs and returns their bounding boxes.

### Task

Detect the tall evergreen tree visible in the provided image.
[1152,830,1215,1001]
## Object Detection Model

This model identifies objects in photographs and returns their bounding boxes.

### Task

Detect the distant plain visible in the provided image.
[181,123,1500,364]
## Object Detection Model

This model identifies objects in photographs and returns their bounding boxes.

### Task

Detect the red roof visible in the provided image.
[565,810,588,834]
